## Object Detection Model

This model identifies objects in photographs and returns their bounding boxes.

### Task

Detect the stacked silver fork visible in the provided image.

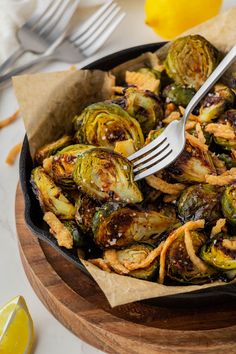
[0,0,125,86]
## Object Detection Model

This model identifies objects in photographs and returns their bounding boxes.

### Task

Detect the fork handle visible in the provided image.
[0,47,26,74]
[183,44,236,125]
[0,53,55,89]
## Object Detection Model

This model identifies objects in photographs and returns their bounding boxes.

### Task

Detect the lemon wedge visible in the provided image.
[0,296,34,354]
[145,0,222,39]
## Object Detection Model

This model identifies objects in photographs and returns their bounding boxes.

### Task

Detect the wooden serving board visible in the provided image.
[15,185,236,354]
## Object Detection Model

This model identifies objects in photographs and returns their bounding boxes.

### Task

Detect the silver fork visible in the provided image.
[128,44,236,181]
[0,0,78,73]
[0,1,125,88]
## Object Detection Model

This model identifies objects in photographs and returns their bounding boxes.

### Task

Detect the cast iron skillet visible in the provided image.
[20,42,236,307]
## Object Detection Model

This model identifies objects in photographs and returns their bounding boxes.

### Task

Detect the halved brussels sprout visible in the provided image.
[92,203,176,248]
[75,194,99,233]
[166,231,216,284]
[200,233,236,270]
[116,243,158,280]
[177,184,222,225]
[73,148,143,203]
[49,144,94,187]
[112,87,163,134]
[35,135,73,164]
[164,35,219,90]
[64,220,86,247]
[168,142,216,183]
[31,167,75,219]
[221,184,236,225]
[198,84,235,123]
[74,102,144,150]
[163,84,195,107]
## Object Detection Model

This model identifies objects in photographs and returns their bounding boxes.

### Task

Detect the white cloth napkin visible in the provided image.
[0,0,108,65]
[0,0,36,63]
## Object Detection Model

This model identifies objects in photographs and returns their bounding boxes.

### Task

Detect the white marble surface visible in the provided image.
[0,0,235,353]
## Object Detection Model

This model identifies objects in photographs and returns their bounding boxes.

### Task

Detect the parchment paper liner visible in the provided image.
[13,7,236,307]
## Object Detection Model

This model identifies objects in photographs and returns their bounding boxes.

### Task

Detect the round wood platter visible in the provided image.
[15,185,236,354]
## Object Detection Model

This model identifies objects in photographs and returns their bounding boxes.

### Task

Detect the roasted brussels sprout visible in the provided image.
[164,35,219,90]
[92,203,176,248]
[74,102,144,149]
[200,233,236,270]
[168,142,216,183]
[112,87,163,134]
[49,144,94,187]
[198,84,235,123]
[116,243,158,280]
[163,84,195,107]
[177,184,222,225]
[75,194,99,233]
[35,135,73,164]
[31,167,75,219]
[64,220,86,247]
[166,230,215,284]
[221,184,236,225]
[73,148,143,203]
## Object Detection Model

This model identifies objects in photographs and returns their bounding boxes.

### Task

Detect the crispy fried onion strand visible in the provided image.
[43,212,73,249]
[205,168,236,185]
[0,110,19,129]
[5,143,22,165]
[146,175,185,195]
[211,218,226,237]
[222,238,236,251]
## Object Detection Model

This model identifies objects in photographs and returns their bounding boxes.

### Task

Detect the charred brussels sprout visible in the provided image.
[92,203,176,248]
[112,87,163,135]
[73,148,143,203]
[166,231,215,284]
[168,142,216,183]
[31,167,75,219]
[164,35,219,90]
[49,144,94,187]
[178,184,222,225]
[35,135,73,164]
[64,221,86,247]
[221,184,236,225]
[200,233,236,270]
[75,194,99,233]
[163,84,195,107]
[116,243,158,280]
[74,102,144,150]
[198,84,235,123]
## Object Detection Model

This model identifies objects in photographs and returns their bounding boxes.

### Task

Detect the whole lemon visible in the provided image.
[145,0,222,39]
